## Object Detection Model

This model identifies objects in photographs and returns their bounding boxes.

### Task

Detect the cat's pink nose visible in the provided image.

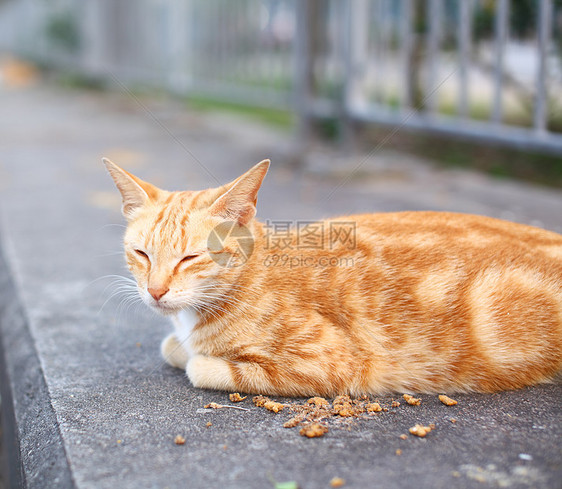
[148,286,169,301]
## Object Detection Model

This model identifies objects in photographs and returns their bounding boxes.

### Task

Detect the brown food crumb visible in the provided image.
[264,400,284,413]
[299,423,329,438]
[439,394,458,406]
[252,395,270,407]
[307,397,329,408]
[330,476,346,487]
[333,395,352,406]
[395,449,402,456]
[333,405,354,417]
[283,414,306,428]
[332,398,364,417]
[174,435,186,445]
[450,418,457,423]
[399,434,408,440]
[229,392,247,402]
[366,402,382,413]
[409,424,432,437]
[391,400,401,408]
[206,421,212,427]
[403,394,421,406]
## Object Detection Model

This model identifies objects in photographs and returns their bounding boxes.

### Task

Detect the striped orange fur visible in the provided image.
[103,158,562,396]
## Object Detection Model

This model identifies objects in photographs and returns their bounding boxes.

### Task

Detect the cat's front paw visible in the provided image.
[160,333,189,369]
[186,355,237,391]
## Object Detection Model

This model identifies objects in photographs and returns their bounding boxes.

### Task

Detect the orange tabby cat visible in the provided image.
[103,158,562,396]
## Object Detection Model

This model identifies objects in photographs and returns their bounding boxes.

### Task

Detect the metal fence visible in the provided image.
[1,0,561,154]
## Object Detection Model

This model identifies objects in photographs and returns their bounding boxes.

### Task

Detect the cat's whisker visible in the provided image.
[115,295,147,323]
[96,283,141,316]
[84,274,137,291]
[100,279,138,296]
[95,223,127,231]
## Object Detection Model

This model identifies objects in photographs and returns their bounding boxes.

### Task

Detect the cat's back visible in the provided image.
[350,211,562,269]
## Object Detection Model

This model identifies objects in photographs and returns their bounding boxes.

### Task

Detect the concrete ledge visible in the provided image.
[0,242,74,488]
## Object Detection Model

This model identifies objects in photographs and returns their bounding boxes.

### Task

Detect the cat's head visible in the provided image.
[103,158,269,316]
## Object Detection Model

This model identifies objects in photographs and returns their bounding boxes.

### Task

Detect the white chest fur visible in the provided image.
[172,309,199,357]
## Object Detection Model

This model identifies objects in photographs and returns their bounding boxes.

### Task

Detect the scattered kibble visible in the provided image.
[395,449,402,456]
[252,395,285,413]
[206,421,212,427]
[333,395,352,405]
[299,423,329,438]
[204,394,450,441]
[403,394,421,406]
[252,395,270,407]
[229,392,247,402]
[283,414,307,428]
[330,476,346,487]
[332,395,365,417]
[439,395,458,406]
[333,404,354,417]
[264,400,285,413]
[174,435,186,445]
[307,397,329,408]
[409,424,433,437]
[366,402,382,413]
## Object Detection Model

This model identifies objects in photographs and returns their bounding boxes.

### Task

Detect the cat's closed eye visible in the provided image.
[180,254,198,263]
[134,249,149,260]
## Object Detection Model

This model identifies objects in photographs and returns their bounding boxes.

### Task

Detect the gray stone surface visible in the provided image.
[0,81,561,489]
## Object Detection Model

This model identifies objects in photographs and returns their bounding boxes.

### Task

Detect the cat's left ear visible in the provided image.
[102,158,161,219]
[209,159,270,225]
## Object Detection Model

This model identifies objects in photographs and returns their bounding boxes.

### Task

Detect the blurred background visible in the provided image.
[1,0,562,185]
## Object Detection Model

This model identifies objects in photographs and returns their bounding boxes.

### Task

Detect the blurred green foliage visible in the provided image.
[185,95,294,129]
[364,125,562,188]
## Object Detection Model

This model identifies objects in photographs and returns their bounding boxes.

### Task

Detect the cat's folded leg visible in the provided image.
[160,333,190,369]
[186,355,238,391]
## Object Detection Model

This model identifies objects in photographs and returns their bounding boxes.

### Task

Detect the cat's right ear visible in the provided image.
[102,158,160,219]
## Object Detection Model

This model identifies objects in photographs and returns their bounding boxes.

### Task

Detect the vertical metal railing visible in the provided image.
[534,0,552,135]
[400,0,413,111]
[492,0,509,124]
[458,0,472,118]
[425,0,441,115]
